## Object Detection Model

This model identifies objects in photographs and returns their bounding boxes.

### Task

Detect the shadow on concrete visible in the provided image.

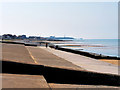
[2,60,43,75]
[2,60,120,86]
[44,66,120,86]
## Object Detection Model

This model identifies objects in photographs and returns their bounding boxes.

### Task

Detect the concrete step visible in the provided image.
[2,74,50,88]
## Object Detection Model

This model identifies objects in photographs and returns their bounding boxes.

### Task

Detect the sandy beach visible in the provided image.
[100,59,119,66]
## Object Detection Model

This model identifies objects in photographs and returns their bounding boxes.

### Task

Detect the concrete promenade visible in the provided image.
[26,46,85,71]
[1,43,119,88]
[2,43,50,88]
[2,43,35,64]
[43,47,119,75]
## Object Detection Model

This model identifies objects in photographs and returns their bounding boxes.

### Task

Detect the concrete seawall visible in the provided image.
[1,42,120,88]
[2,60,120,86]
[2,41,119,60]
[49,45,120,60]
[1,41,37,46]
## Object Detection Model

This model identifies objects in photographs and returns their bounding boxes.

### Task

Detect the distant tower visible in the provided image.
[64,35,66,38]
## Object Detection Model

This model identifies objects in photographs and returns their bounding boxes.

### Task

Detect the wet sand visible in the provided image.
[100,59,119,66]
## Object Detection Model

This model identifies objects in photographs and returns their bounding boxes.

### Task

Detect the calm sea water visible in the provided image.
[77,39,119,57]
[55,39,119,57]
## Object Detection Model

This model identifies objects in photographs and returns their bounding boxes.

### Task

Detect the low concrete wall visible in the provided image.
[24,43,37,46]
[2,60,120,86]
[1,41,37,47]
[51,46,120,60]
[1,41,24,45]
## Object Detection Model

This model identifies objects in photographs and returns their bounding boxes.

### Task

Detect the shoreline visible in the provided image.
[1,40,119,59]
[41,47,119,75]
[2,42,120,88]
[100,59,119,66]
[46,40,118,58]
[50,46,119,60]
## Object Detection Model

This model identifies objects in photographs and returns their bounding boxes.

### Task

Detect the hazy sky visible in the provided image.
[1,2,118,39]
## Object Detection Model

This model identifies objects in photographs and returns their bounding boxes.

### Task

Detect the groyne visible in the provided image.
[49,44,120,60]
[1,41,119,59]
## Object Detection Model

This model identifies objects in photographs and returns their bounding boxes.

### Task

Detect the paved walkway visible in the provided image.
[2,43,35,64]
[2,44,119,88]
[2,44,50,88]
[26,46,85,71]
[42,47,119,75]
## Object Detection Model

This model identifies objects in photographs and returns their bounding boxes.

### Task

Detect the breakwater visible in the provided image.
[1,41,119,60]
[49,44,120,60]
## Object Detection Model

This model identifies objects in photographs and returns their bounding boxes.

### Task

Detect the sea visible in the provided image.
[54,39,119,57]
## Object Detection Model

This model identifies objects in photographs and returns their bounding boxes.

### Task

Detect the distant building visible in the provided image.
[1,34,75,41]
[36,37,41,40]
[28,36,36,40]
[47,36,55,41]
[21,35,26,39]
[2,34,16,40]
[47,36,74,41]
[28,36,45,40]
[12,35,17,39]
[0,35,2,40]
[17,35,26,39]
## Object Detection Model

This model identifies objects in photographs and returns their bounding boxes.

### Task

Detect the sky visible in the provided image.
[0,1,118,39]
